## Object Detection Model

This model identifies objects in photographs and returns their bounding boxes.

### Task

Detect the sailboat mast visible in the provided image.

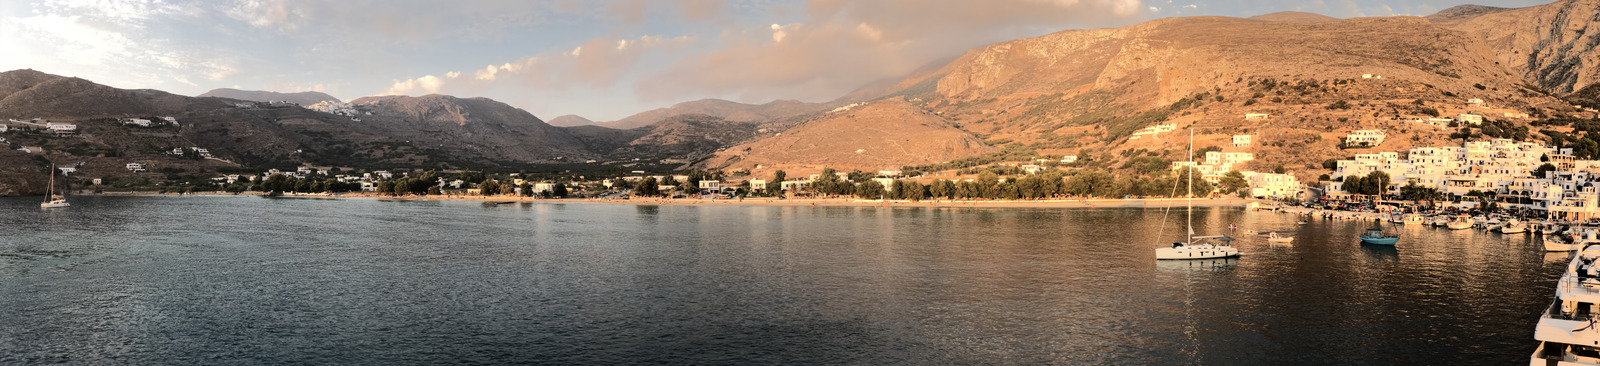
[45,164,54,199]
[1187,128,1193,243]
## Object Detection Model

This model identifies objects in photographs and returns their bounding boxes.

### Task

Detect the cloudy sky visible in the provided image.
[0,0,1554,121]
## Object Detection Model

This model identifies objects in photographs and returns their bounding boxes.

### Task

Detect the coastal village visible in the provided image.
[6,94,1600,219]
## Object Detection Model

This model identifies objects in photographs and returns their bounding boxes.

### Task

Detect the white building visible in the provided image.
[1244,113,1269,121]
[126,162,146,172]
[699,180,722,192]
[45,122,76,133]
[1129,123,1178,139]
[1243,172,1301,199]
[1457,114,1484,125]
[1232,135,1252,147]
[1061,155,1078,163]
[878,169,903,177]
[1021,165,1041,174]
[1345,130,1386,147]
[126,118,152,127]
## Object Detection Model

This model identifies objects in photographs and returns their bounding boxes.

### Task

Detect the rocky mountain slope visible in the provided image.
[704,0,1599,183]
[198,88,341,106]
[546,114,594,127]
[601,98,836,130]
[703,99,994,171]
[1440,0,1600,101]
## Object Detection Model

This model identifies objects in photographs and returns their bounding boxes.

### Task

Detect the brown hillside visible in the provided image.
[602,98,835,129]
[703,99,994,172]
[1249,11,1338,23]
[198,88,340,106]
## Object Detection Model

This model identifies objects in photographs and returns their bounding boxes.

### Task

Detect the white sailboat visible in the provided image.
[40,164,69,208]
[1155,128,1240,260]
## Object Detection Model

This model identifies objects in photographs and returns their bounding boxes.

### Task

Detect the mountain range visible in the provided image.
[4,0,1600,195]
[197,88,341,106]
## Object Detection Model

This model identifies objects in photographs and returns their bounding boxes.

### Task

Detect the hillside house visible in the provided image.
[1467,98,1485,106]
[58,167,75,176]
[126,162,146,172]
[1457,114,1484,125]
[125,118,152,127]
[1362,74,1382,79]
[879,169,903,177]
[161,117,178,125]
[749,179,767,191]
[1021,165,1041,174]
[1345,130,1387,147]
[1244,113,1269,121]
[1062,155,1078,163]
[1504,112,1530,119]
[534,182,555,194]
[1427,118,1455,129]
[1233,135,1252,147]
[45,122,76,134]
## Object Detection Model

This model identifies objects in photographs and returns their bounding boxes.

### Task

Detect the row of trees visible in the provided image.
[797,167,1221,201]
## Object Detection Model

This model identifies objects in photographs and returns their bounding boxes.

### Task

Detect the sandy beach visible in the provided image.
[79,191,1260,209]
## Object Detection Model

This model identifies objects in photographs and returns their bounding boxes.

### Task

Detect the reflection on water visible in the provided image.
[0,196,1564,364]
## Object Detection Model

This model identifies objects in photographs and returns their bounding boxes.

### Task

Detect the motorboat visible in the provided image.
[1530,242,1600,364]
[1447,216,1475,230]
[1360,227,1399,245]
[1503,219,1529,234]
[1484,218,1505,232]
[1266,231,1294,244]
[1431,216,1449,227]
[1546,233,1584,252]
[1401,214,1427,226]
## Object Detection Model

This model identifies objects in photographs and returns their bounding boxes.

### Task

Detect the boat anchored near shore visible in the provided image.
[1154,128,1240,261]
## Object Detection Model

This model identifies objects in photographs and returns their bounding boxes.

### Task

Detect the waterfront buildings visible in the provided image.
[1324,139,1600,218]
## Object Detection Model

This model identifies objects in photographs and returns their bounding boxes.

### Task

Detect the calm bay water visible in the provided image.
[0,196,1562,364]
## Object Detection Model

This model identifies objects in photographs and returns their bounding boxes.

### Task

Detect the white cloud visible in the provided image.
[381,34,694,97]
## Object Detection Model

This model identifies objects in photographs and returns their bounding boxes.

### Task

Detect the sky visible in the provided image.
[0,0,1557,121]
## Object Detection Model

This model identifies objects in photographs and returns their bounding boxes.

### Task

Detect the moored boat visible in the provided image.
[1360,227,1400,245]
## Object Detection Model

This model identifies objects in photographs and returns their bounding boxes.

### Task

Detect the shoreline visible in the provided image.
[66,191,1260,209]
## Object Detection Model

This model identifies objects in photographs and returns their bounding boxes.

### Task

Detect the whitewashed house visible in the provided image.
[126,162,146,172]
[699,180,722,192]
[1233,135,1252,147]
[1244,113,1269,121]
[1345,130,1386,147]
[1457,114,1484,125]
[45,122,76,133]
[126,118,152,127]
[1062,155,1078,163]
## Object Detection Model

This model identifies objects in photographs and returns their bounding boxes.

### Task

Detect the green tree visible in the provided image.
[1217,170,1249,195]
[554,183,569,198]
[929,179,952,199]
[264,173,291,194]
[635,177,660,196]
[1534,163,1558,179]
[480,180,502,196]
[856,180,886,199]
[520,183,534,197]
